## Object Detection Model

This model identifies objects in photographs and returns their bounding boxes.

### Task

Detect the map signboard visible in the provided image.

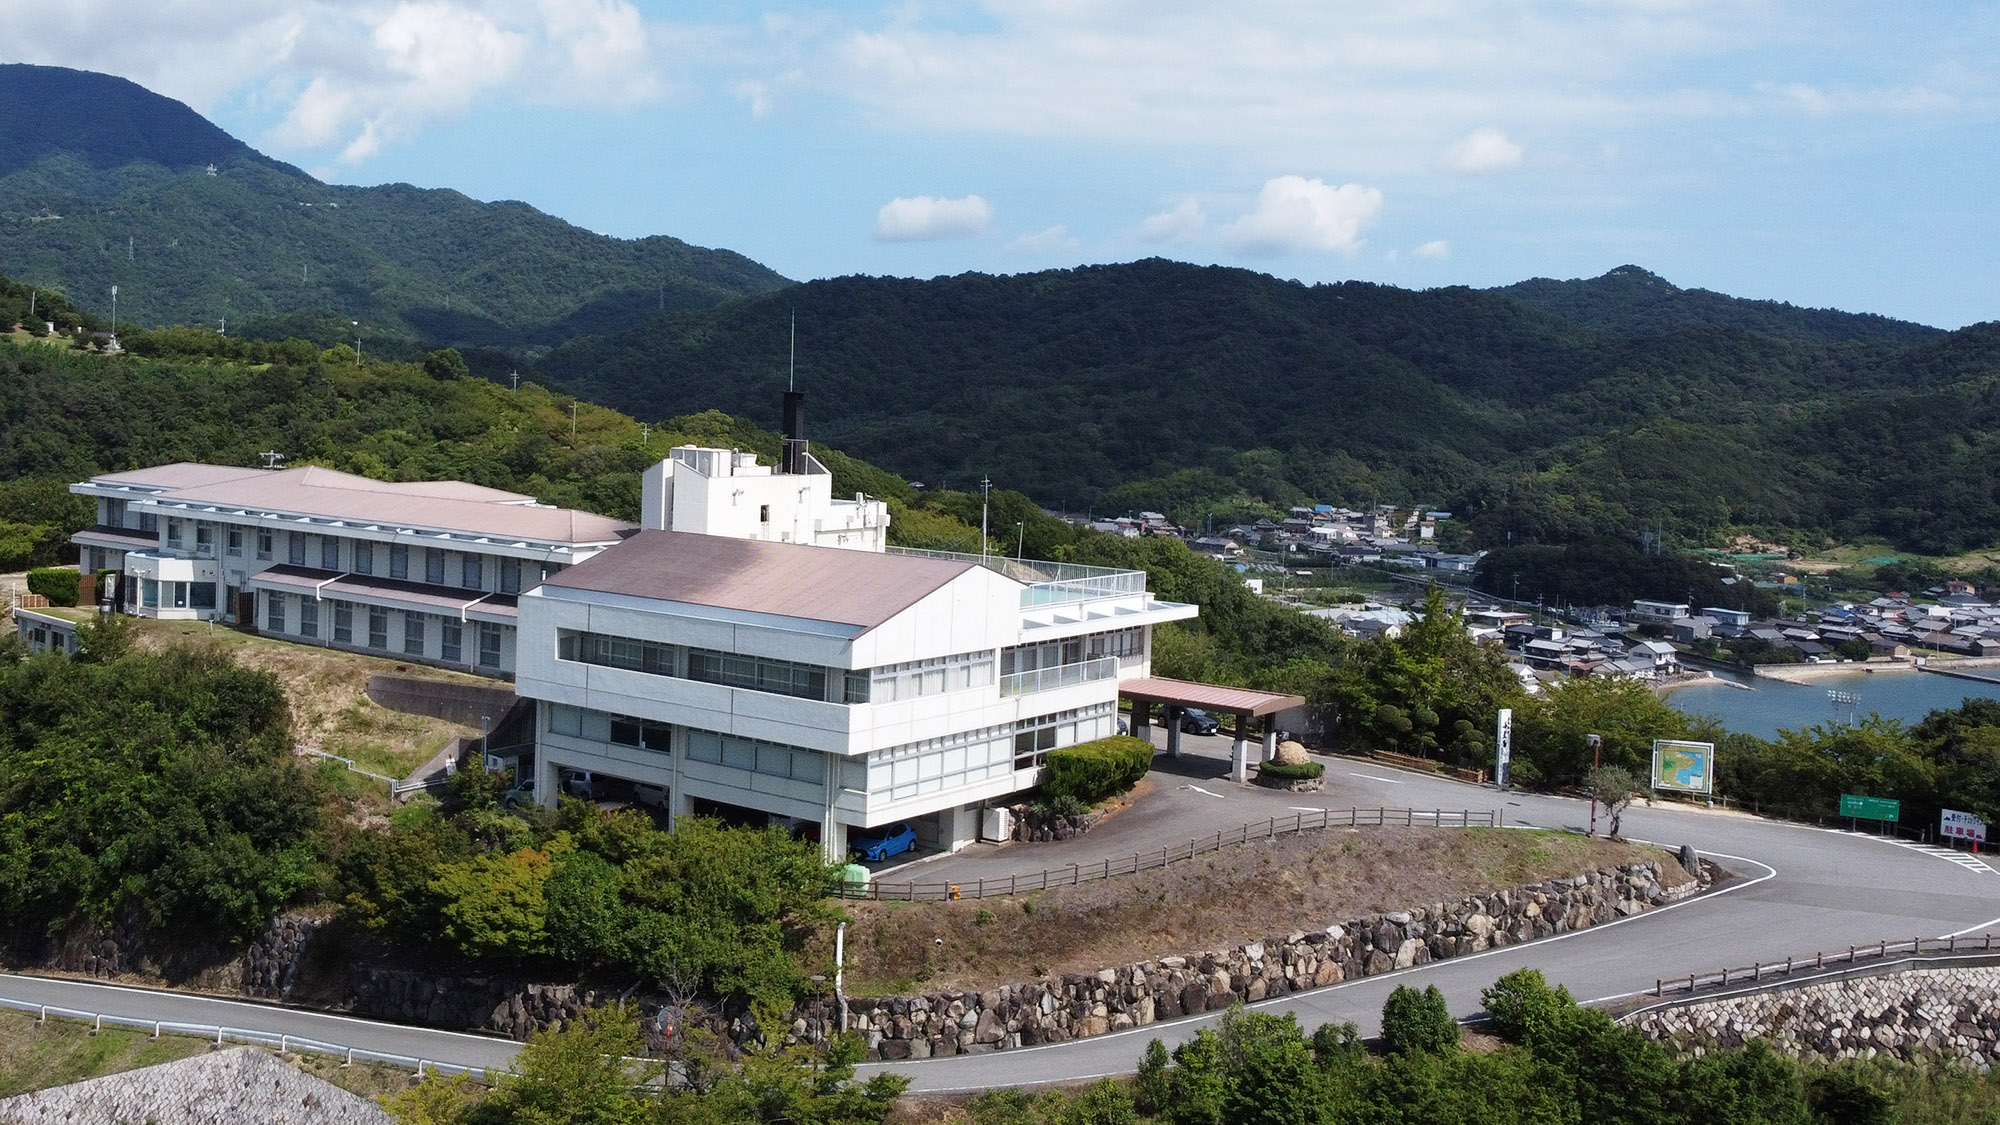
[1651,740,1715,795]
[1839,793,1901,821]
[1941,809,1988,844]
[1495,708,1513,788]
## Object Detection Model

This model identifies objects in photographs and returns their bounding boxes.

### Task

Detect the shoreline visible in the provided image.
[1751,661,1921,686]
[1653,671,1745,697]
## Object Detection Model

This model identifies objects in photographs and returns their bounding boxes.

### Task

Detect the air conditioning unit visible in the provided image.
[980,807,1015,843]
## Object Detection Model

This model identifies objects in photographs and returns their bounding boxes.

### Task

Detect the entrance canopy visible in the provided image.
[1119,677,1304,717]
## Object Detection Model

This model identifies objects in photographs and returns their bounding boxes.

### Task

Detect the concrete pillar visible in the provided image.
[535,755,559,809]
[941,805,979,853]
[821,821,850,866]
[1132,700,1152,740]
[1263,723,1279,763]
[1231,735,1250,783]
[1165,707,1183,758]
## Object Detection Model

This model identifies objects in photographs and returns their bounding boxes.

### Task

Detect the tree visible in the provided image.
[1513,675,1715,785]
[1133,1038,1172,1117]
[1380,984,1459,1056]
[429,845,556,958]
[1588,764,1645,838]
[479,1005,658,1125]
[425,347,471,381]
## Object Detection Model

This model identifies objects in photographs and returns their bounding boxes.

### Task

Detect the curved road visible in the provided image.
[5,744,1997,1092]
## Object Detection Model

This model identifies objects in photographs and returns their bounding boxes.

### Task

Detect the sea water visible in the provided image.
[1668,667,2000,740]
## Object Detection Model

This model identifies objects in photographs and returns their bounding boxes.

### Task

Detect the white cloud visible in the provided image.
[1138,200,1206,243]
[1445,127,1523,173]
[1416,239,1451,259]
[1218,176,1382,256]
[1005,224,1080,254]
[873,194,993,241]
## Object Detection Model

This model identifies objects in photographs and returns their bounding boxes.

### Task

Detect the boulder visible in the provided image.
[1275,740,1311,765]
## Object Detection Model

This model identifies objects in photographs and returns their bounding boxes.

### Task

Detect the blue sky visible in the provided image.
[8,0,1998,327]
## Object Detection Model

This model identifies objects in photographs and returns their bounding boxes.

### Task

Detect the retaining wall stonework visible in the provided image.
[1635,967,2000,1068]
[800,860,1693,1060]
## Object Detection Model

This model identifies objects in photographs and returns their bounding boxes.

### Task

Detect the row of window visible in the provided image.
[543,705,828,786]
[556,630,1002,706]
[558,631,865,703]
[129,577,218,611]
[263,592,503,667]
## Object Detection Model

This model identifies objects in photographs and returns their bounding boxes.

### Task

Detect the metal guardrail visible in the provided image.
[0,994,499,1081]
[841,807,1499,901]
[297,745,449,798]
[1637,933,2000,1006]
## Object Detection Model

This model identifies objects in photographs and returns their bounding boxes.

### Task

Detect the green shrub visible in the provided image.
[1257,759,1324,782]
[26,567,79,606]
[1042,735,1154,806]
[1379,984,1459,1055]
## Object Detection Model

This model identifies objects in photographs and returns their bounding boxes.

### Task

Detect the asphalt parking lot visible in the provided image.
[885,731,1482,890]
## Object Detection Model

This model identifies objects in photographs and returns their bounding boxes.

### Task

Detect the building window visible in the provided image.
[138,511,158,533]
[333,601,353,643]
[227,527,243,557]
[404,612,425,656]
[441,619,462,663]
[390,543,408,579]
[684,729,823,781]
[353,541,373,575]
[368,606,389,649]
[194,522,215,558]
[426,550,446,585]
[257,528,273,560]
[688,650,827,700]
[191,582,217,610]
[266,592,285,632]
[141,579,159,608]
[298,598,318,639]
[867,650,995,702]
[106,498,126,526]
[288,533,307,566]
[500,557,522,594]
[321,536,341,570]
[478,621,502,668]
[165,519,183,550]
[462,553,483,590]
[759,504,770,523]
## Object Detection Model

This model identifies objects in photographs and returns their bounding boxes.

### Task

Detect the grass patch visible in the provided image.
[0,1008,444,1102]
[832,827,1673,996]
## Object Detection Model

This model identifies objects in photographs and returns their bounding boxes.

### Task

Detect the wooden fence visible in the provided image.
[841,806,1500,901]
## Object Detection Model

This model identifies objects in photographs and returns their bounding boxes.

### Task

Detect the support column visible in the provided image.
[941,805,979,853]
[821,821,850,866]
[1165,707,1183,758]
[1263,723,1279,763]
[535,755,560,810]
[1132,700,1152,740]
[1231,714,1251,783]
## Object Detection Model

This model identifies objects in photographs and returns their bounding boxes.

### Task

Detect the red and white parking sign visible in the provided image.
[1941,808,1988,844]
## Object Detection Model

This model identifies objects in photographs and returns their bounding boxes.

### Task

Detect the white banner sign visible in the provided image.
[1941,808,1988,844]
[1495,708,1513,789]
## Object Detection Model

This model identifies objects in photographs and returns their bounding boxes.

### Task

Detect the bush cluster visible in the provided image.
[25,567,78,606]
[1041,735,1155,806]
[1257,759,1325,782]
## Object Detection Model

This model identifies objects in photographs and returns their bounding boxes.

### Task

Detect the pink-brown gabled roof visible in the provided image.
[540,530,989,631]
[97,463,633,547]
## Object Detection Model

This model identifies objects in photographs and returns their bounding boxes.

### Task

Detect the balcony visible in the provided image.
[888,549,1148,608]
[997,655,1120,697]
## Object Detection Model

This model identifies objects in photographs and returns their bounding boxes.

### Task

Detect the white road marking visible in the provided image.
[1179,784,1226,799]
[1347,771,1405,784]
[1827,830,1999,876]
[1941,913,2000,939]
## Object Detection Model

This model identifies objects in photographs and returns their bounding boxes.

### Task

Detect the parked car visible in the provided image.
[632,781,669,809]
[501,777,536,809]
[561,769,598,800]
[1179,707,1220,736]
[851,822,918,862]
[1117,717,1131,736]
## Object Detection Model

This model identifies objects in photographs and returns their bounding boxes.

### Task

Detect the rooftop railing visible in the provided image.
[888,548,1148,608]
[997,655,1120,697]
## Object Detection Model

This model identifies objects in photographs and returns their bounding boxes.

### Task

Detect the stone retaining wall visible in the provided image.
[1634,966,2000,1068]
[802,860,1693,1060]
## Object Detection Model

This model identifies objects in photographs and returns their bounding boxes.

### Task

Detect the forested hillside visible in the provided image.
[0,65,789,350]
[537,259,2000,554]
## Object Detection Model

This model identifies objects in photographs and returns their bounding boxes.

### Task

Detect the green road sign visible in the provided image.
[1840,793,1901,821]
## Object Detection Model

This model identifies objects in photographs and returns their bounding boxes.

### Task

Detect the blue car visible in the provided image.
[852,822,918,862]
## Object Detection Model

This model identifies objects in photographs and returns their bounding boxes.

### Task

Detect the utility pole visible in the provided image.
[980,476,991,557]
[571,402,578,441]
[1586,734,1603,837]
[510,371,519,392]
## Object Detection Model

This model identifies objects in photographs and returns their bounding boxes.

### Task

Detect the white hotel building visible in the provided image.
[70,463,633,675]
[516,437,1198,859]
[68,406,1204,860]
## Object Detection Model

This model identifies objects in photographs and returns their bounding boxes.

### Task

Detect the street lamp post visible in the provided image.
[351,321,361,364]
[980,476,991,557]
[1015,521,1025,559]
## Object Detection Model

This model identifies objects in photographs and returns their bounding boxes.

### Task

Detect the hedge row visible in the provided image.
[26,567,79,607]
[1258,759,1325,781]
[1042,735,1156,806]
